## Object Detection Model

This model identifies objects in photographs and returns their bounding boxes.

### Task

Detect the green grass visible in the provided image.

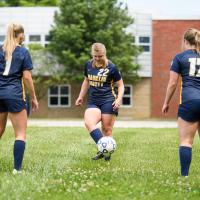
[1,127,200,200]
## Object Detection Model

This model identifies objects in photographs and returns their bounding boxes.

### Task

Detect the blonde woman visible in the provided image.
[162,28,200,176]
[75,43,124,161]
[0,23,38,174]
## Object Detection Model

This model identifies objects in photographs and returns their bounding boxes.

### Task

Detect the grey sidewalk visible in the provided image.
[7,119,177,128]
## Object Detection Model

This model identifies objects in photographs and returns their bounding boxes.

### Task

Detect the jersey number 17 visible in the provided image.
[189,58,200,77]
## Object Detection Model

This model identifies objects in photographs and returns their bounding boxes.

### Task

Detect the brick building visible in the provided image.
[152,18,200,118]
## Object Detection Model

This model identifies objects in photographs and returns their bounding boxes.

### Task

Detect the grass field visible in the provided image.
[1,127,200,200]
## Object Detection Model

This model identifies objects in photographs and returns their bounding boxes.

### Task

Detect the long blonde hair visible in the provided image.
[184,28,200,54]
[195,31,200,55]
[3,23,24,60]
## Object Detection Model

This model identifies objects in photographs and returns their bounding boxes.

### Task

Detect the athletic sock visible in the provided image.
[90,128,103,144]
[13,140,25,171]
[179,146,192,176]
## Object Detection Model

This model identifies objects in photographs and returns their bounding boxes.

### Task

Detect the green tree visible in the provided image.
[28,44,66,100]
[0,0,6,6]
[49,0,141,82]
[0,0,59,6]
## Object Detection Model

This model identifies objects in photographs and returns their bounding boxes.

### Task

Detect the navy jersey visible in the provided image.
[170,49,200,103]
[0,46,33,100]
[84,60,121,104]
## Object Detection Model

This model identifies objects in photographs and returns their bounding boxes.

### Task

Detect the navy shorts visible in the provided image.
[178,99,200,122]
[87,101,118,116]
[0,99,26,113]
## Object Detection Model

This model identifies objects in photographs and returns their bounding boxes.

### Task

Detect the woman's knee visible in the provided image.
[84,120,97,132]
[102,126,112,135]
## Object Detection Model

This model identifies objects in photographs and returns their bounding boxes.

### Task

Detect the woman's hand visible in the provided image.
[112,98,121,110]
[162,103,169,114]
[31,98,39,112]
[75,97,84,106]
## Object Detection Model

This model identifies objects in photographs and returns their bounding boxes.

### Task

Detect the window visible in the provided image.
[122,85,132,107]
[45,35,50,41]
[139,36,150,43]
[48,85,71,107]
[140,45,150,52]
[44,35,50,47]
[29,35,41,42]
[138,36,150,52]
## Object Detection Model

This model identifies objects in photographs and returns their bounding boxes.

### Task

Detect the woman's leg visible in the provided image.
[101,114,115,136]
[84,108,105,160]
[197,123,200,138]
[178,117,198,176]
[0,112,8,138]
[84,108,101,133]
[84,108,103,143]
[9,109,27,171]
[101,114,116,161]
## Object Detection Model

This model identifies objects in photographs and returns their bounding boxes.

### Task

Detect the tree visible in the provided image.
[28,44,66,100]
[0,0,59,6]
[48,0,141,83]
[0,0,6,6]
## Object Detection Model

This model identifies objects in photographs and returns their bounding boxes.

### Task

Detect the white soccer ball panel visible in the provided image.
[97,136,116,153]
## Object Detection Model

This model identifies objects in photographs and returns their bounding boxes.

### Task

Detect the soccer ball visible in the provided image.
[97,136,116,155]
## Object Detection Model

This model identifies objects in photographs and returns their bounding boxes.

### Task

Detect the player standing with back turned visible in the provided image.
[0,23,38,174]
[162,28,200,176]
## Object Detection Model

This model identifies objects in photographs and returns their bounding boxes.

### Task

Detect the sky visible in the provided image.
[125,0,200,17]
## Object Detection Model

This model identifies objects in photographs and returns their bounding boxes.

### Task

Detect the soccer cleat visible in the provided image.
[91,151,104,160]
[13,169,22,175]
[104,153,111,161]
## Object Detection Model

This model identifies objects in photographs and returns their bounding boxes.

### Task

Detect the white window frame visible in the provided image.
[26,34,49,47]
[135,36,151,54]
[121,84,133,107]
[44,35,50,47]
[29,35,41,43]
[48,84,71,108]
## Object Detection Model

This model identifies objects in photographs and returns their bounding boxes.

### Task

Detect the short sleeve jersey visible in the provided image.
[0,46,33,100]
[84,60,121,104]
[170,49,200,103]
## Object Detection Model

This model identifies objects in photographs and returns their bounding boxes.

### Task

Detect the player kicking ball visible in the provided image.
[75,43,124,161]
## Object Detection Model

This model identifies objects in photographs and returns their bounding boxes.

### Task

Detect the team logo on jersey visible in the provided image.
[88,69,109,87]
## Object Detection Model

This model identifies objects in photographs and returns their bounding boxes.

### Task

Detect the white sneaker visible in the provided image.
[13,169,22,175]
